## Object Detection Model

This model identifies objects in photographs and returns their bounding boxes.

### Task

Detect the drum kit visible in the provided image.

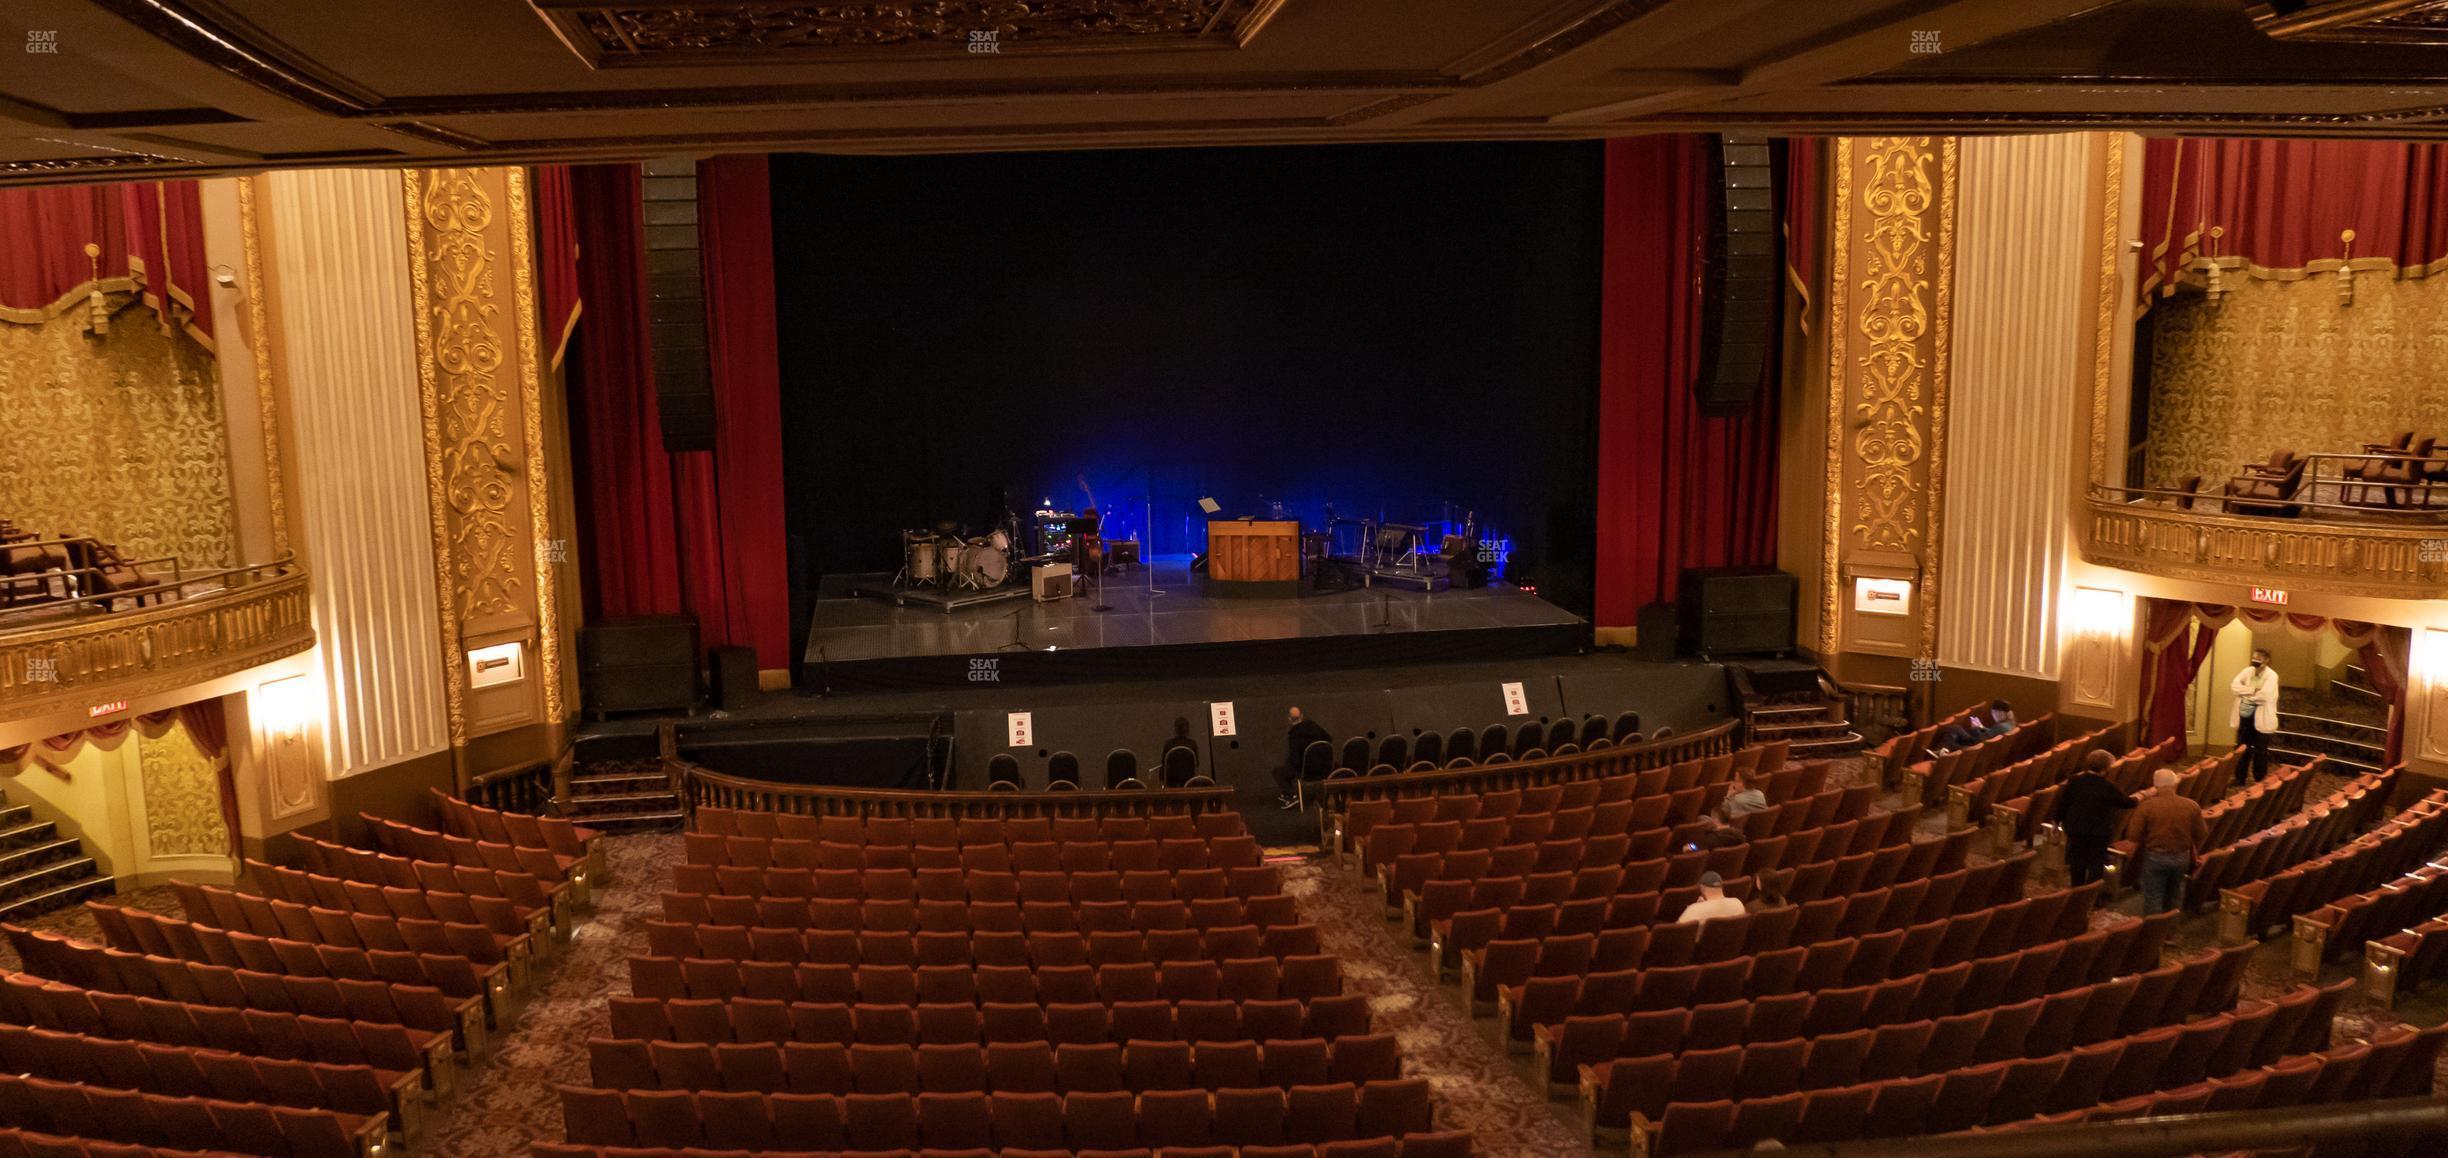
[901,527,1012,591]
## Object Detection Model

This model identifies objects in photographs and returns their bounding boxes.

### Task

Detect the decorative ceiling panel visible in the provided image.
[527,0,1289,67]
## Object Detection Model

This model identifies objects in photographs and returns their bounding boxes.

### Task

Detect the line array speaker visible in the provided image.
[641,156,715,452]
[1695,134,1779,417]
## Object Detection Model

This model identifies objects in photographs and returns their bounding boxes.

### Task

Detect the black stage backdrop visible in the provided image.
[771,142,1602,612]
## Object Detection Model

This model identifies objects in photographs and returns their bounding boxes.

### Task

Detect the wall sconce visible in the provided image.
[2068,586,2129,640]
[83,243,109,337]
[2418,628,2448,686]
[256,675,321,818]
[2065,586,2127,707]
[255,675,317,735]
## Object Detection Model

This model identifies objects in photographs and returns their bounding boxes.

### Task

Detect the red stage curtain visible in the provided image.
[2140,137,2448,306]
[685,155,794,669]
[534,165,583,368]
[560,159,793,667]
[1593,135,1783,626]
[2360,627,2410,768]
[567,163,684,620]
[0,179,211,345]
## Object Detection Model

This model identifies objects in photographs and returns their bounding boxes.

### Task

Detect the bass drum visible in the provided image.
[957,539,1010,588]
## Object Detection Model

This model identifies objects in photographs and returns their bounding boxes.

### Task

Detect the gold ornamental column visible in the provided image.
[403,168,570,785]
[1817,137,1958,693]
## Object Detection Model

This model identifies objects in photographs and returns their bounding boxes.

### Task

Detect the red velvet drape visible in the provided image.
[567,163,684,619]
[2139,137,2448,306]
[2141,599,2222,748]
[555,159,795,668]
[534,165,583,369]
[0,179,211,345]
[1593,136,1783,625]
[2360,628,2410,767]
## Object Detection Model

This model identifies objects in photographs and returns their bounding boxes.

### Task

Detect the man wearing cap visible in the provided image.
[1677,871,1746,924]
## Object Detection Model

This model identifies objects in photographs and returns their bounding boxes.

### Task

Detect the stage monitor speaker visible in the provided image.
[1696,134,1779,418]
[1635,602,1679,663]
[579,615,701,716]
[641,156,715,453]
[1677,567,1796,658]
[711,645,760,711]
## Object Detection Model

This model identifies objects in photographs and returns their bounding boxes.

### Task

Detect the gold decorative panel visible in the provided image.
[2142,275,2448,495]
[1822,137,1957,660]
[530,0,1285,66]
[139,719,227,859]
[404,166,566,743]
[0,303,238,568]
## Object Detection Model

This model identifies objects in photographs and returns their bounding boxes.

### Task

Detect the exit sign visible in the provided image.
[87,700,127,718]
[2250,586,2288,606]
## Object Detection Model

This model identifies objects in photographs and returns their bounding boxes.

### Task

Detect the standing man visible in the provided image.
[2057,750,2136,890]
[2127,767,2208,915]
[1275,706,1331,810]
[2230,647,2280,785]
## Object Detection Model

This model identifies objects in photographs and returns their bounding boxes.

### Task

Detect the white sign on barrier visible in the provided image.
[1501,681,1529,716]
[1209,702,1238,737]
[1006,712,1033,748]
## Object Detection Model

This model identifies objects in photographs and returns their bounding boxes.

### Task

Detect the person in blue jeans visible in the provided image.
[2126,767,2207,915]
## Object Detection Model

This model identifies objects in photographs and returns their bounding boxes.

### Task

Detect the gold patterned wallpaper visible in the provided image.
[0,301,238,568]
[2144,276,2448,495]
[139,718,228,860]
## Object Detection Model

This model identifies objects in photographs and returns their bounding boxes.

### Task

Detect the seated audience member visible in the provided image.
[1719,773,1769,820]
[1689,813,1748,851]
[1677,871,1747,925]
[2127,767,2208,916]
[1983,698,2018,737]
[1754,867,1795,908]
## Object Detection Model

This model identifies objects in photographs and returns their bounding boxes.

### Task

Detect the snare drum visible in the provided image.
[906,535,941,583]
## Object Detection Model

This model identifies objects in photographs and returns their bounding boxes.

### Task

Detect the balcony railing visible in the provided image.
[2082,490,2445,600]
[0,561,314,724]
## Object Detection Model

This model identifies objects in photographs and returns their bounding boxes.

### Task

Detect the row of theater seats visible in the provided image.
[1953,731,2168,829]
[1580,943,2268,1126]
[2107,756,2320,873]
[1330,744,1778,859]
[607,993,1372,1047]
[1552,919,2201,1099]
[556,1079,1442,1155]
[574,800,1463,1154]
[1992,745,2237,848]
[689,808,1241,846]
[1634,1014,2447,1155]
[1426,834,1996,976]
[2227,787,2448,940]
[0,1127,242,1158]
[0,786,603,1156]
[2179,765,2393,912]
[1898,715,2060,808]
[585,1032,1407,1094]
[537,1144,1464,1158]
[2,968,434,1077]
[1310,711,1651,779]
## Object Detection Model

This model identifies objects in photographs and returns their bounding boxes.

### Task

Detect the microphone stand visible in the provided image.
[999,604,1031,652]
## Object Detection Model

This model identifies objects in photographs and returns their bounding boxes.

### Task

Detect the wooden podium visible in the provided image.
[1205,519,1301,597]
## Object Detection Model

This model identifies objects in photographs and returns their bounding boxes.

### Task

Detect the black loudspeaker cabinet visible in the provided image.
[1695,134,1779,417]
[579,615,701,717]
[641,157,716,452]
[711,645,761,711]
[1635,602,1679,663]
[1678,567,1796,658]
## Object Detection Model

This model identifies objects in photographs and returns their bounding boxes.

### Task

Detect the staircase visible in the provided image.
[2272,668,2391,775]
[1732,663,1865,759]
[0,795,114,922]
[559,759,685,833]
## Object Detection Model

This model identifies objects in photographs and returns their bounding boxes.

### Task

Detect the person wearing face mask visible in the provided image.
[2230,647,2280,785]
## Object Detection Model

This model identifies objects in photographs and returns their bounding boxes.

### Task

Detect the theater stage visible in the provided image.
[801,556,1586,692]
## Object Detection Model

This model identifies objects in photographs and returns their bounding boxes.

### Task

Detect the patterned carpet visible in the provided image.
[3,750,2441,1156]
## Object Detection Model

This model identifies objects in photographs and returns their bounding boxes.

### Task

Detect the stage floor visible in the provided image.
[805,555,1581,665]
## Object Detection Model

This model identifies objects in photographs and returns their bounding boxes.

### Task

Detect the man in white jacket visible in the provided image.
[2230,648,2279,784]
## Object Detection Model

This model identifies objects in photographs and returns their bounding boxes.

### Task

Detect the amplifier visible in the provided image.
[578,615,700,716]
[1678,567,1796,658]
[1033,563,1075,601]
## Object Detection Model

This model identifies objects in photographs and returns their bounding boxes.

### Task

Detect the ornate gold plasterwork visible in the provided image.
[2081,497,2446,599]
[1819,139,1854,659]
[1918,139,1956,663]
[237,176,290,555]
[0,296,239,569]
[139,719,228,860]
[0,568,313,724]
[411,170,524,625]
[2090,135,2125,490]
[1849,137,1938,556]
[504,169,566,725]
[531,0,1287,66]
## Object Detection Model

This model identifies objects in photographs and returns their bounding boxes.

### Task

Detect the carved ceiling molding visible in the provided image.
[529,0,1290,66]
[2248,0,2448,45]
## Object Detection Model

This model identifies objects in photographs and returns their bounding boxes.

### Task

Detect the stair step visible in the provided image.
[2268,743,2381,775]
[0,856,99,904]
[1751,719,1855,737]
[0,819,60,852]
[570,773,669,793]
[2272,729,2385,757]
[0,837,81,878]
[1750,702,1836,718]
[1789,733,1867,756]
[2330,681,2384,707]
[0,873,115,923]
[568,810,685,831]
[565,791,676,809]
[0,805,29,829]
